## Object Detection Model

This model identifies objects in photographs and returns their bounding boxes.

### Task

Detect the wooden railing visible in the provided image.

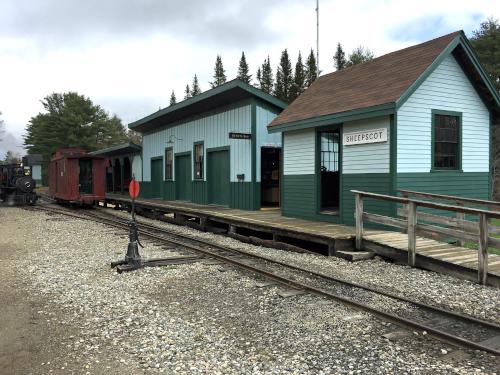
[352,190,500,285]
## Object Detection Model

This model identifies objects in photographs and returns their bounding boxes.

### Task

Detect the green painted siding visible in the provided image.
[192,181,208,204]
[139,181,151,199]
[397,172,489,198]
[230,182,259,210]
[342,173,393,225]
[281,174,318,220]
[282,173,393,225]
[163,181,175,200]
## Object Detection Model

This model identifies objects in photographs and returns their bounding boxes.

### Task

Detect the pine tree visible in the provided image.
[274,49,293,102]
[237,52,252,84]
[256,67,262,88]
[257,57,274,94]
[333,43,347,71]
[184,84,191,100]
[210,55,227,88]
[169,91,177,106]
[305,49,318,87]
[290,52,306,101]
[345,46,374,67]
[191,75,202,96]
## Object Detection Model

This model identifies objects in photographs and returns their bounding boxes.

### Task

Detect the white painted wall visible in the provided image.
[397,54,490,173]
[142,105,251,182]
[342,116,390,174]
[283,129,315,175]
[32,165,42,182]
[256,105,281,182]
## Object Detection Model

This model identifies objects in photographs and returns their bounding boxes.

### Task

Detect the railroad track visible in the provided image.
[30,203,500,356]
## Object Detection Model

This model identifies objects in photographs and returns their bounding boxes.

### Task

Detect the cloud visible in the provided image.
[0,0,289,48]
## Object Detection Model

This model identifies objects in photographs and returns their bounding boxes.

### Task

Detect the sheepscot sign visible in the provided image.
[343,128,387,146]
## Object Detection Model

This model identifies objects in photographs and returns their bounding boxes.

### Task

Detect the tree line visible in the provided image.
[173,44,375,105]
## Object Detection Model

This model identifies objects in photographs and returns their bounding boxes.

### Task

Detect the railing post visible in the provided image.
[355,193,364,250]
[456,202,465,247]
[407,201,417,267]
[478,213,489,285]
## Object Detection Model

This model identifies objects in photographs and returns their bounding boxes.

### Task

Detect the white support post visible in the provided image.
[478,213,489,285]
[407,201,417,267]
[355,193,363,250]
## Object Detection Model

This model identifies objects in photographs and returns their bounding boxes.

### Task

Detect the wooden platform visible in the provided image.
[363,232,500,287]
[104,194,368,253]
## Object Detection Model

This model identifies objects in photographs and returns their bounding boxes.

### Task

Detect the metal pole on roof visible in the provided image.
[316,0,319,77]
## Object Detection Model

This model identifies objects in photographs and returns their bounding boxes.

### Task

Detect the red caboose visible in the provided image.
[49,148,106,205]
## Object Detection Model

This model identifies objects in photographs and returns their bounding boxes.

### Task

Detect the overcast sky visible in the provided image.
[0,0,498,156]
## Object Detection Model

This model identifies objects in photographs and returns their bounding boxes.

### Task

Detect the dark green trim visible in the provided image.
[129,79,287,132]
[430,109,463,172]
[314,125,343,218]
[396,32,500,111]
[458,33,500,109]
[164,147,173,181]
[142,99,253,136]
[389,113,397,210]
[193,141,204,180]
[150,156,163,161]
[251,99,260,209]
[268,103,395,134]
[396,36,461,109]
[206,146,230,153]
[175,151,191,157]
[280,132,284,208]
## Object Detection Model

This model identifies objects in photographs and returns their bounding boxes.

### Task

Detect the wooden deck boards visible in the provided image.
[363,232,500,278]
[106,194,367,240]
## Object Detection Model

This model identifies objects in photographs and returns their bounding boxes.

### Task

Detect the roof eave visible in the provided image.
[267,103,396,133]
[128,80,287,132]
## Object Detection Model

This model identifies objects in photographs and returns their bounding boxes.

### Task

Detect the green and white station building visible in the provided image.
[268,31,500,225]
[129,80,287,210]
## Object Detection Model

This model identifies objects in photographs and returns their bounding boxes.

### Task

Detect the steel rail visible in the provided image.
[31,204,500,356]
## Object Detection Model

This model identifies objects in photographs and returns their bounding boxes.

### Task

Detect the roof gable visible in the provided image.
[268,31,500,132]
[129,79,287,133]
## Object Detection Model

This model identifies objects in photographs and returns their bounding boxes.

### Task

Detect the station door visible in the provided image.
[175,154,192,201]
[151,158,163,198]
[208,150,230,206]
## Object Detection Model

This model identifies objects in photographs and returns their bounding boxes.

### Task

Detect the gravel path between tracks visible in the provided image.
[1,206,499,374]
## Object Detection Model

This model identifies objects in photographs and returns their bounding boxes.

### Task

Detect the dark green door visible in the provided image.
[175,154,192,201]
[208,150,229,206]
[79,159,93,194]
[151,158,163,198]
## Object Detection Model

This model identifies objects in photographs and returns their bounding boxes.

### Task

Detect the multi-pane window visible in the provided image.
[165,149,173,180]
[434,114,460,170]
[320,131,340,172]
[194,143,204,179]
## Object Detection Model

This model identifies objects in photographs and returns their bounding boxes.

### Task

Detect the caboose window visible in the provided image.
[433,112,461,170]
[194,143,204,180]
[165,148,173,180]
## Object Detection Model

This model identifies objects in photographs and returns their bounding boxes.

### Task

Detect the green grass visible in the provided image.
[463,218,500,255]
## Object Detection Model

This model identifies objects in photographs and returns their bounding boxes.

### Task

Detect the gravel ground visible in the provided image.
[1,206,500,374]
[106,208,500,323]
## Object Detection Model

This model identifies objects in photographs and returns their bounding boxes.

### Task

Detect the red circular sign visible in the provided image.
[129,179,140,199]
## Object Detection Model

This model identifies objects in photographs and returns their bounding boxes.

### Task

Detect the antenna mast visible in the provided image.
[316,0,319,77]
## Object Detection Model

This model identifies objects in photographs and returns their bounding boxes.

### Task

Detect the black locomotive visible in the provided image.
[0,163,38,205]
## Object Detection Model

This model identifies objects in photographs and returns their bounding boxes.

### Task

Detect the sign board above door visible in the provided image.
[343,128,387,146]
[229,132,251,140]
